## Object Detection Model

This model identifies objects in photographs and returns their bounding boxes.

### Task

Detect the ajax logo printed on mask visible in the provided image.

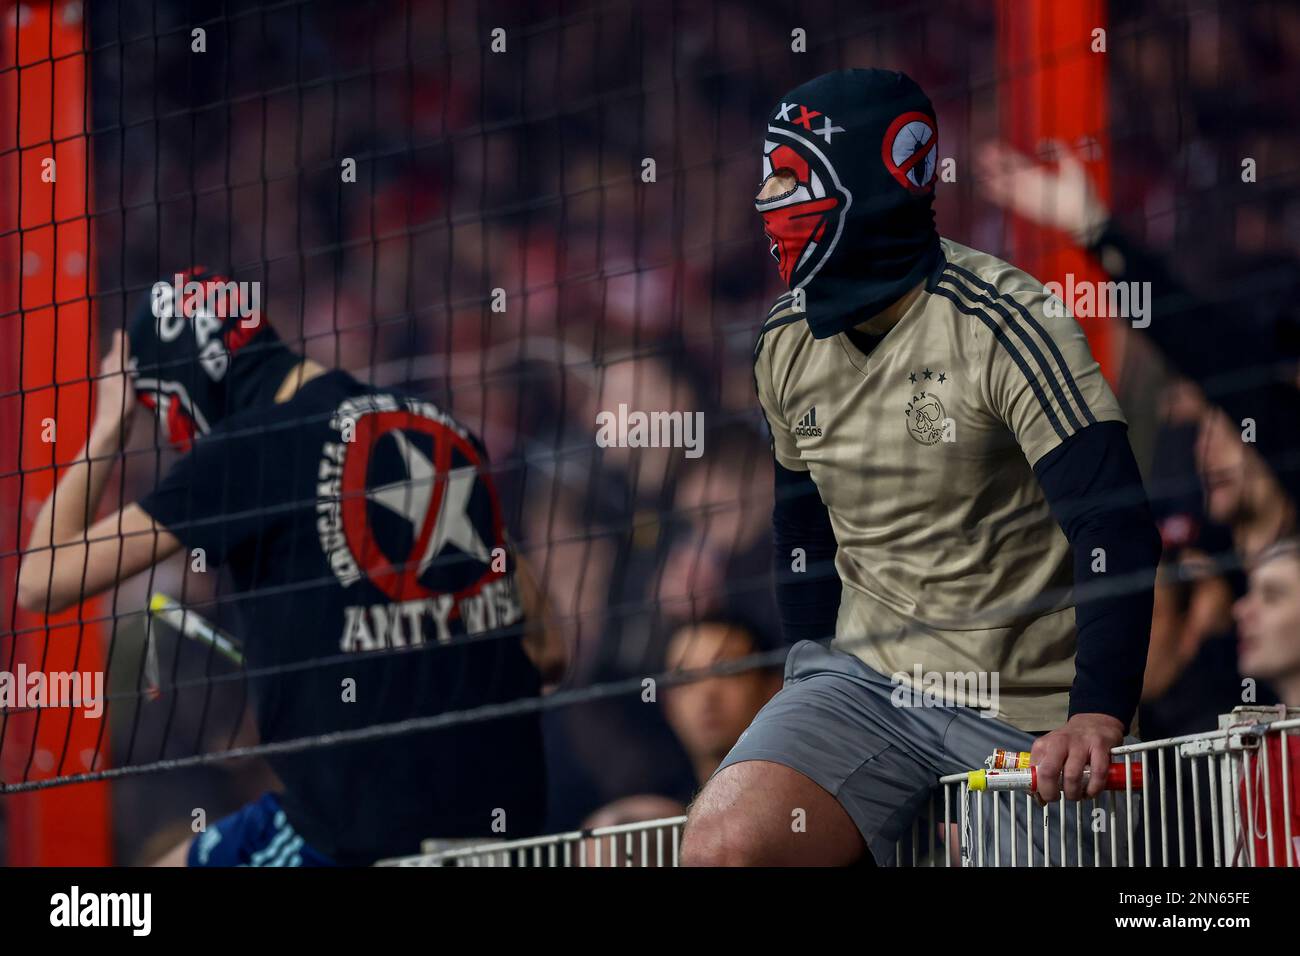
[756,127,852,289]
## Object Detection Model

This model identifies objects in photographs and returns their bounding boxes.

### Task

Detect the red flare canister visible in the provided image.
[969,757,1142,793]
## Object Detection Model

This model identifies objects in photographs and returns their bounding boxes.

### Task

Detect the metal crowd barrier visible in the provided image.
[376,707,1297,867]
[895,707,1298,867]
[377,816,687,867]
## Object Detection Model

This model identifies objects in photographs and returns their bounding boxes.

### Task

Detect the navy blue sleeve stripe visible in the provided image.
[754,309,805,358]
[930,283,1071,443]
[767,291,795,317]
[940,268,1087,433]
[944,262,1096,427]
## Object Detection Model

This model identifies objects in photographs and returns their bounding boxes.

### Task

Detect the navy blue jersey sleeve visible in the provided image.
[1032,420,1162,730]
[772,460,841,643]
[138,415,292,568]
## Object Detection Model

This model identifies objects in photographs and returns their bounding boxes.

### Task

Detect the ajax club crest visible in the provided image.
[905,367,950,445]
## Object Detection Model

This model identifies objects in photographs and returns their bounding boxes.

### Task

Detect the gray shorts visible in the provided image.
[716,640,1141,866]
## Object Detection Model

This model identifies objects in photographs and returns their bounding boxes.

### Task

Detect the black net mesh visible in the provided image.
[0,0,1297,865]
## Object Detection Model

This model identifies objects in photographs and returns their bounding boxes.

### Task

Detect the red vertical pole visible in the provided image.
[0,0,112,866]
[998,0,1115,382]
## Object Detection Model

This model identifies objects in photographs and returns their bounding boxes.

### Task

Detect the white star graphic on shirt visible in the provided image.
[365,430,490,575]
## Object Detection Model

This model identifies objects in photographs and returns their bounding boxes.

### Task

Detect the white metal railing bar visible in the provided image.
[374,709,1298,867]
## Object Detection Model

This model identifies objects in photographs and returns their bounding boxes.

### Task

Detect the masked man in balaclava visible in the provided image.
[18,268,562,865]
[681,70,1162,866]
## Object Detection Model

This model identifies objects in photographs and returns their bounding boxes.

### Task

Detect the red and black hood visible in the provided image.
[127,267,300,450]
[755,69,941,339]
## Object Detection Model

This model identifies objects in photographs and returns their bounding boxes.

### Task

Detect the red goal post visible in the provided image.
[0,0,112,866]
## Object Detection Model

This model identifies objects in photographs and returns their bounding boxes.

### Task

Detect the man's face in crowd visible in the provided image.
[1234,554,1300,682]
[664,623,779,761]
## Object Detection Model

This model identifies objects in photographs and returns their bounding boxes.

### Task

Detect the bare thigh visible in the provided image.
[681,759,868,866]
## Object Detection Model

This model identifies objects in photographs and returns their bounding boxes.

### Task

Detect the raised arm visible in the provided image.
[16,330,181,614]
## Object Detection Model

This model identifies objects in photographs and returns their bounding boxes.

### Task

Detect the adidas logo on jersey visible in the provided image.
[794,406,823,438]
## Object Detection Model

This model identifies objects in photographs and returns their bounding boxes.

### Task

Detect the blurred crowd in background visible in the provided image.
[6,0,1298,862]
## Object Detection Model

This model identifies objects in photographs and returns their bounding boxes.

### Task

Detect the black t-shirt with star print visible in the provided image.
[139,370,545,863]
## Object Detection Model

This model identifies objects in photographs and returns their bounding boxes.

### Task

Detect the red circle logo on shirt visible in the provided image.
[337,409,505,603]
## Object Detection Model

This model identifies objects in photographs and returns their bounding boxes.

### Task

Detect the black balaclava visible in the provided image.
[128,267,301,450]
[755,69,941,339]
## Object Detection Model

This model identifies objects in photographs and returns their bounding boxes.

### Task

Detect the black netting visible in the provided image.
[0,0,1297,865]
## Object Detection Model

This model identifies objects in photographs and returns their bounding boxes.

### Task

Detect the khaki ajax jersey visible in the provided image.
[754,238,1125,731]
